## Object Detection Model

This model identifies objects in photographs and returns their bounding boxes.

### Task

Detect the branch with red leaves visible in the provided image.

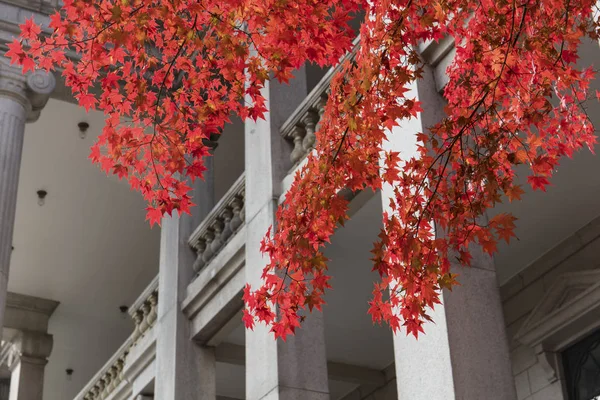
[9,0,600,340]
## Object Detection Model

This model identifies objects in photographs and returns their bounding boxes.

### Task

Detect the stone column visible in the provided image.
[154,158,217,399]
[6,331,53,400]
[244,70,330,400]
[384,68,516,400]
[0,59,55,334]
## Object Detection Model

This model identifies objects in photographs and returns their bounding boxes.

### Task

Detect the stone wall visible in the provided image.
[501,216,600,400]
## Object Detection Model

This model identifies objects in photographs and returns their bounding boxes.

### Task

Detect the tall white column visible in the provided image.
[0,60,55,334]
[7,331,53,400]
[244,71,330,400]
[384,68,516,400]
[154,159,217,399]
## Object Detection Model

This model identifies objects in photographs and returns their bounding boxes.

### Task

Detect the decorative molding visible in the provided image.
[502,214,600,294]
[417,36,455,67]
[183,227,245,344]
[6,292,59,316]
[0,58,56,122]
[279,37,359,167]
[4,292,59,334]
[4,331,53,370]
[128,276,158,319]
[515,270,600,383]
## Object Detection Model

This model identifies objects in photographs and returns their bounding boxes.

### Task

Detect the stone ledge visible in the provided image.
[4,292,58,334]
[183,228,245,344]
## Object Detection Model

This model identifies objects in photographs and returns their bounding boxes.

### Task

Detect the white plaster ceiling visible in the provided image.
[10,98,160,400]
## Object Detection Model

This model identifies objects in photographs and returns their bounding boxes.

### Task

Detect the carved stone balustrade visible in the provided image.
[189,173,245,274]
[128,276,159,346]
[281,91,328,166]
[280,39,359,167]
[75,276,159,400]
[74,337,132,400]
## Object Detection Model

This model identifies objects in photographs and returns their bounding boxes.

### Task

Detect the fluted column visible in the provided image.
[0,60,55,335]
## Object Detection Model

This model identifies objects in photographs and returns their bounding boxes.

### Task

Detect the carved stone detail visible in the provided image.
[77,276,159,400]
[0,59,56,122]
[516,270,600,383]
[189,173,245,274]
[280,44,356,168]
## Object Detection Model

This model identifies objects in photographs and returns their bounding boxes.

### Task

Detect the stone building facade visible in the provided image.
[0,0,599,399]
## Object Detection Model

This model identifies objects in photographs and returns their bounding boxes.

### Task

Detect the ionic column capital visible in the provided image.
[6,331,53,371]
[0,58,56,122]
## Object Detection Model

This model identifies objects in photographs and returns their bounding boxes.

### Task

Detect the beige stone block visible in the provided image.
[510,345,537,375]
[530,381,564,400]
[515,371,531,400]
[527,363,552,395]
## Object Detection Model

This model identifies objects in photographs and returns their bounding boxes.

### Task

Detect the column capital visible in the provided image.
[0,58,56,122]
[5,331,53,371]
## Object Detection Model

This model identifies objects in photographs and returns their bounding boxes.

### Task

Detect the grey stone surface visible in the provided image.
[244,74,330,400]
[444,265,517,400]
[384,71,516,400]
[154,215,216,400]
[155,159,217,399]
[4,292,59,334]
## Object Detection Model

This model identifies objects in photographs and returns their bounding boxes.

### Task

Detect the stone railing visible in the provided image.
[280,39,359,167]
[189,173,245,273]
[280,80,329,166]
[128,276,159,346]
[74,276,158,400]
[75,336,133,400]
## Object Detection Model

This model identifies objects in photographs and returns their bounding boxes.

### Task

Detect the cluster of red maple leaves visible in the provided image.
[9,0,600,339]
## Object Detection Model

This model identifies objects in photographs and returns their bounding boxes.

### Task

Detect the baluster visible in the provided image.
[220,207,233,243]
[315,94,328,132]
[301,111,318,152]
[110,365,120,390]
[116,356,126,382]
[210,219,224,254]
[202,230,215,262]
[290,126,306,164]
[91,384,101,400]
[147,292,158,327]
[230,196,243,232]
[105,373,113,396]
[139,302,151,336]
[131,310,143,343]
[98,379,107,400]
[192,239,206,273]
